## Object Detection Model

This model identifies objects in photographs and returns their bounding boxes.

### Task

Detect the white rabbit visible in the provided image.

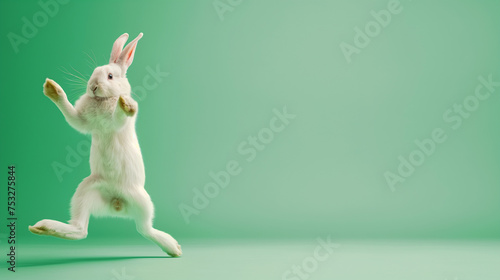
[29,33,182,257]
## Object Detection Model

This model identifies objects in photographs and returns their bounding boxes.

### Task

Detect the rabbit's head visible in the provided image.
[87,33,143,99]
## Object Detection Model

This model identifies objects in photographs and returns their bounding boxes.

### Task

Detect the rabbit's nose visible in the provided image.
[92,85,98,93]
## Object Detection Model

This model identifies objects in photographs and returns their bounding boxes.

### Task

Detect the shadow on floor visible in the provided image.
[17,255,175,267]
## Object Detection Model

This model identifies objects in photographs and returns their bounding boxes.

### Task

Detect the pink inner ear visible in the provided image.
[128,46,135,60]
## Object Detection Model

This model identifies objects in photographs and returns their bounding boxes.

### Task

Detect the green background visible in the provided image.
[1,0,500,279]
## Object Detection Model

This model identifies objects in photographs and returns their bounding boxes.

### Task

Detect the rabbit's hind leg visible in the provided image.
[29,175,105,240]
[128,188,182,257]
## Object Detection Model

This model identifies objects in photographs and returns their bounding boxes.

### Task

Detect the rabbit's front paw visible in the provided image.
[43,78,66,102]
[118,96,137,116]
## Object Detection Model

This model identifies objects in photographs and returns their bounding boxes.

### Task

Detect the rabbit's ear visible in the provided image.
[117,33,143,70]
[110,33,129,64]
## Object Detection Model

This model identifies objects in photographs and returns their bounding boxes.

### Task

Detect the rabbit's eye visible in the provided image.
[108,73,113,80]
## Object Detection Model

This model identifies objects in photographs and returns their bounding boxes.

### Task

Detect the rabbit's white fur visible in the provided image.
[29,33,182,257]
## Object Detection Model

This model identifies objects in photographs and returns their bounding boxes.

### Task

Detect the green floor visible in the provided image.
[1,239,499,279]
